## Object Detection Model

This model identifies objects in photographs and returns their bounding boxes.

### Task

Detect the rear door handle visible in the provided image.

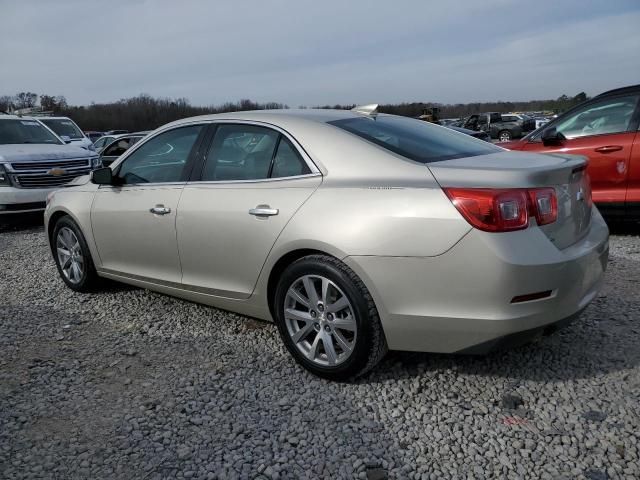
[594,145,623,153]
[149,205,171,215]
[249,205,279,217]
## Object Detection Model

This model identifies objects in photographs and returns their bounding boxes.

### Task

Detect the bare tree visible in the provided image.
[14,92,38,109]
[0,95,14,112]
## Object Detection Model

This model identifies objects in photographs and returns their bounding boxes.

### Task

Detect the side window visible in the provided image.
[271,137,311,178]
[552,95,639,139]
[94,138,105,148]
[202,125,278,181]
[116,125,202,185]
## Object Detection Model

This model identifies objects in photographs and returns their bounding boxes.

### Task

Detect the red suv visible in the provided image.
[502,85,640,219]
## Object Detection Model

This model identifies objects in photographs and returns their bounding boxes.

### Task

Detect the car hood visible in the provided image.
[0,144,97,163]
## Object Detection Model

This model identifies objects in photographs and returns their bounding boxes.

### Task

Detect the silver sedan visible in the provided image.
[44,106,609,380]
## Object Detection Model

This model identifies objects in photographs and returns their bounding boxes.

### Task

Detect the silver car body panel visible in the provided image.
[44,109,609,353]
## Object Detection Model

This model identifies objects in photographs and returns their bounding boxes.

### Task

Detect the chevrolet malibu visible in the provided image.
[44,106,609,380]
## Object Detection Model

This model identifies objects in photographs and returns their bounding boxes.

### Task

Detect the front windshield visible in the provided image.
[0,119,63,145]
[40,118,84,139]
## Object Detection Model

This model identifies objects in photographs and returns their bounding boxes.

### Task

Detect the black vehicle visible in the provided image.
[461,112,523,142]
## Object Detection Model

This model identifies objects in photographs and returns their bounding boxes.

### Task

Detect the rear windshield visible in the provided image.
[328,115,501,163]
[0,119,63,145]
[40,118,84,139]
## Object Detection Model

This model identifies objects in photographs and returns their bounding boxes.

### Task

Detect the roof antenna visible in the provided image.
[351,104,378,116]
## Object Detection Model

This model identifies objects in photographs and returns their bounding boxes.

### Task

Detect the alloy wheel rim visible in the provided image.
[56,227,84,284]
[499,133,510,142]
[284,275,357,367]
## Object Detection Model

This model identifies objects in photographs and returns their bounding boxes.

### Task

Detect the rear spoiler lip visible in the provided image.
[427,153,588,189]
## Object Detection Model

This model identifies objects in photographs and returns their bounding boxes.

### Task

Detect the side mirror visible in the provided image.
[541,127,566,146]
[91,167,113,185]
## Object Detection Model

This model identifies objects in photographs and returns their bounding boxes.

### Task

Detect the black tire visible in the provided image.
[498,130,512,142]
[51,216,101,292]
[273,254,387,381]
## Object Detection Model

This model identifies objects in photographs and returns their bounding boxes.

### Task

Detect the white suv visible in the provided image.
[37,116,95,151]
[0,115,100,215]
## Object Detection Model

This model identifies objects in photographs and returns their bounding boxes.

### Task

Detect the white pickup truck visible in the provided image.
[0,115,100,215]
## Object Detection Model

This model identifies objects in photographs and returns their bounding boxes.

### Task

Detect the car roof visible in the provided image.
[596,84,640,98]
[0,114,36,121]
[161,108,372,131]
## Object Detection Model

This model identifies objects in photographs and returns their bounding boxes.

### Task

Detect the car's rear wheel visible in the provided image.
[273,255,387,381]
[498,130,512,142]
[52,216,100,292]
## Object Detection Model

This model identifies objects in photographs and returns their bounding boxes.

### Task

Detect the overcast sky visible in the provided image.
[1,0,639,107]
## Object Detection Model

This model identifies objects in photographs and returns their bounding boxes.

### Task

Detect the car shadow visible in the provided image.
[362,272,640,384]
[605,218,640,236]
[0,212,44,233]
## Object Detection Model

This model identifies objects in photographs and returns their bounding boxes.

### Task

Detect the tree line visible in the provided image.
[0,91,590,132]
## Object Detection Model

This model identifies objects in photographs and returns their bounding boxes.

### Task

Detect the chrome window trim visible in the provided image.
[98,181,187,189]
[104,119,321,185]
[185,172,322,187]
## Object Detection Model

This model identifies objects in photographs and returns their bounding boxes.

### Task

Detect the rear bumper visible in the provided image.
[0,187,51,214]
[344,209,609,353]
[455,307,583,354]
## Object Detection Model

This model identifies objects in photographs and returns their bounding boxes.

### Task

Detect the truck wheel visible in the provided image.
[498,130,512,142]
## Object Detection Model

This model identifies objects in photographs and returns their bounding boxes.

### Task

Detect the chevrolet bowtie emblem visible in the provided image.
[48,168,67,176]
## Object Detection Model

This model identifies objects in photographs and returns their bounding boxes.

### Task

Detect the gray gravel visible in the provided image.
[1,220,640,479]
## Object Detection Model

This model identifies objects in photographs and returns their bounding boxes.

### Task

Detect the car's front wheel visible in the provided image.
[273,255,387,381]
[52,216,100,292]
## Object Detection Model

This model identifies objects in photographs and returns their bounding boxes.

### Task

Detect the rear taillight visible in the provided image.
[528,187,557,226]
[444,187,558,233]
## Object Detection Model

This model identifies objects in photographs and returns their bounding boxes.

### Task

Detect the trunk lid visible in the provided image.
[428,151,592,249]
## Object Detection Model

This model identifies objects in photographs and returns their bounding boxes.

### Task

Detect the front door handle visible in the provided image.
[249,205,279,217]
[594,145,623,154]
[149,205,171,215]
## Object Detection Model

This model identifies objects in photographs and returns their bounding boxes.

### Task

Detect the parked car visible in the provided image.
[438,118,460,127]
[501,113,536,132]
[533,117,552,130]
[461,112,523,142]
[84,131,104,143]
[502,84,640,219]
[98,133,148,166]
[94,131,150,155]
[0,115,100,214]
[444,125,491,142]
[37,117,95,151]
[45,106,608,380]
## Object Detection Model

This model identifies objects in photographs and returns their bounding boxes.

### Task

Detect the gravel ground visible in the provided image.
[1,218,640,479]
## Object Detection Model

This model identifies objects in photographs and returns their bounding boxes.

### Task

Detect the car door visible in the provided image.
[628,130,640,215]
[177,122,322,299]
[521,94,640,205]
[91,124,206,283]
